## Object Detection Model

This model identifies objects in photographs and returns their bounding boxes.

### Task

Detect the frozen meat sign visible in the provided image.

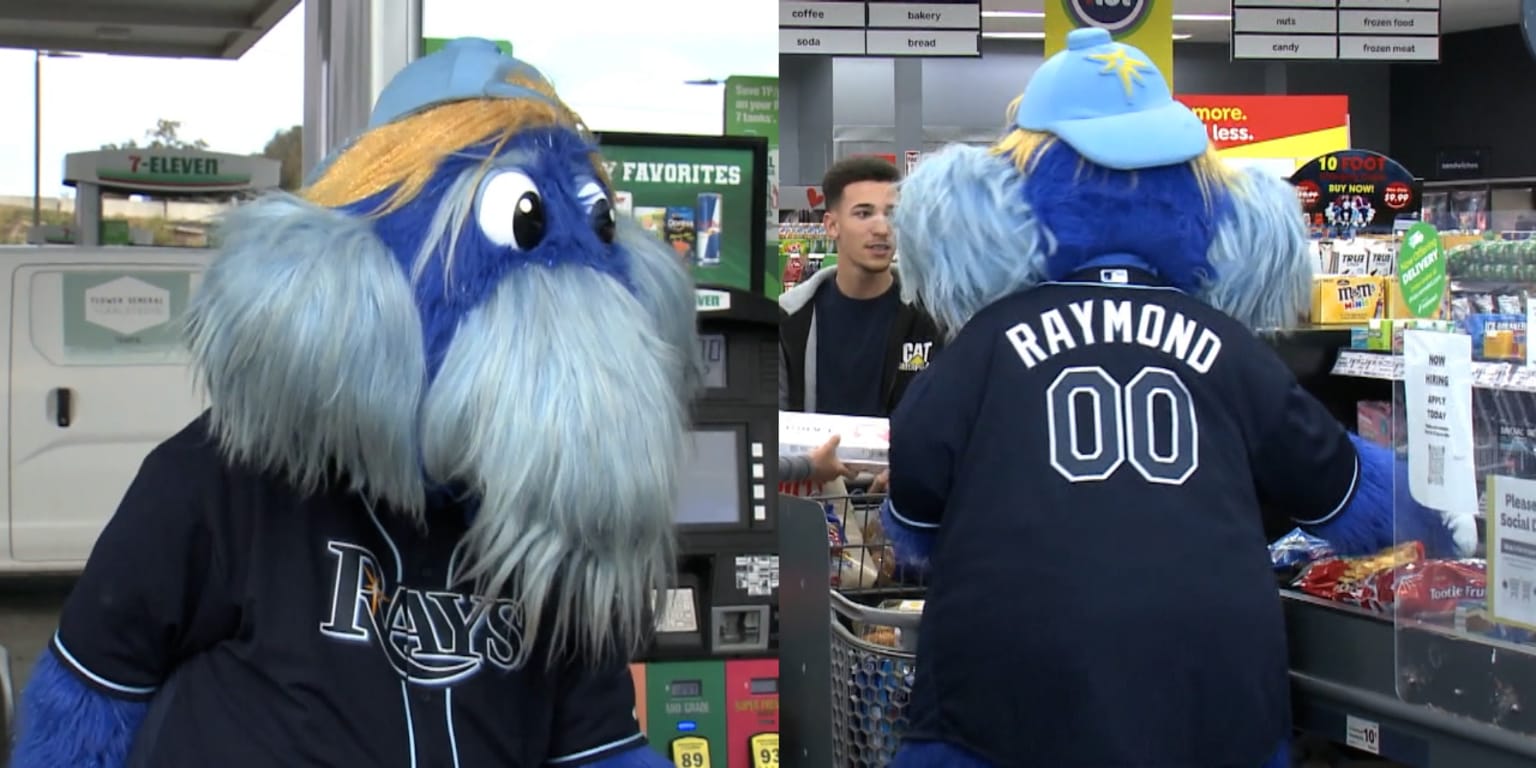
[1402,329,1477,518]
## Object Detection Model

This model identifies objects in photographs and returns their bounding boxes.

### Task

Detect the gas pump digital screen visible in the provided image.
[676,429,743,524]
[669,680,703,698]
[749,678,778,695]
[698,334,727,389]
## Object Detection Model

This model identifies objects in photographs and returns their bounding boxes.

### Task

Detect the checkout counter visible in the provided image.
[634,284,781,768]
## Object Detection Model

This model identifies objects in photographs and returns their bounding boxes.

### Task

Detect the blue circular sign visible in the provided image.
[1064,0,1150,35]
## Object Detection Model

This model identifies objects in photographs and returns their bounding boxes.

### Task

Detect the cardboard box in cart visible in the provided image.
[778,411,889,467]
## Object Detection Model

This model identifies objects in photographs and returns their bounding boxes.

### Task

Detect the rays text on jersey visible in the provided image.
[319,541,524,686]
[1005,298,1224,373]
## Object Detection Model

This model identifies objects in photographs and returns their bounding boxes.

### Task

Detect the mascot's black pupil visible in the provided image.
[591,199,616,244]
[513,192,545,249]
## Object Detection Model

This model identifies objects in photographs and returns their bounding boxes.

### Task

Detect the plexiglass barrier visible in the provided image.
[1393,325,1536,738]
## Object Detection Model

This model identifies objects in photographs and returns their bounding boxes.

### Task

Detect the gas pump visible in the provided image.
[635,284,780,768]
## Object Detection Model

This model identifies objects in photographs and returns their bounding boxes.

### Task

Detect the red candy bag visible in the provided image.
[1294,541,1425,613]
[1394,559,1488,618]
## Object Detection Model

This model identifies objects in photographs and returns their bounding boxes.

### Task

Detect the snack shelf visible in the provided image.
[1283,592,1536,768]
[1330,349,1536,391]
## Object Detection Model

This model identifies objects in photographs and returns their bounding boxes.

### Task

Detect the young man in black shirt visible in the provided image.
[779,157,942,419]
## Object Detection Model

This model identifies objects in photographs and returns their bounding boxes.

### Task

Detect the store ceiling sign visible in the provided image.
[780,26,868,55]
[779,1,980,56]
[779,1,867,27]
[1232,0,1440,62]
[865,28,978,55]
[1175,95,1350,170]
[866,2,980,29]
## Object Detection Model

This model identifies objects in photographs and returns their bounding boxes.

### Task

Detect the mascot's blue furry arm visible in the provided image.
[11,655,149,768]
[1310,434,1477,559]
[12,39,692,768]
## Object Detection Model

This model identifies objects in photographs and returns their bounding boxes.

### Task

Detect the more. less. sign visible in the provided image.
[1174,95,1351,169]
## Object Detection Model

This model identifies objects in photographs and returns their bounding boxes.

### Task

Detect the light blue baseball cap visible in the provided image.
[304,38,562,186]
[1015,27,1208,171]
[368,37,559,130]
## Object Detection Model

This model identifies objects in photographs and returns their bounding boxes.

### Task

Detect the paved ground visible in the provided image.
[0,576,74,767]
[0,577,73,694]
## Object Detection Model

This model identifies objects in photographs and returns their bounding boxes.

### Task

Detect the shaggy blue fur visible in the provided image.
[355,127,631,379]
[10,649,146,768]
[1020,142,1232,294]
[590,746,676,767]
[1308,433,1463,559]
[880,498,934,571]
[1196,165,1315,331]
[185,191,428,510]
[892,145,1052,340]
[894,144,1313,341]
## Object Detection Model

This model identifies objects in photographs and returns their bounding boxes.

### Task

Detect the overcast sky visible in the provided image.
[0,0,777,198]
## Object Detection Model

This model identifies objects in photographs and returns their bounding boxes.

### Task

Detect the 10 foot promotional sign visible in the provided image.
[1290,150,1421,239]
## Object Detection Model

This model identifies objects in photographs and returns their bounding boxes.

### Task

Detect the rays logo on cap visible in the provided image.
[1063,0,1151,35]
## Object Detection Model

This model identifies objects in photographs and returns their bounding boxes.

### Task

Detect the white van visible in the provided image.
[0,246,212,574]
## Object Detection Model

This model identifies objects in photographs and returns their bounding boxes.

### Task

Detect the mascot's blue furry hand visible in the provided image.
[588,746,676,767]
[1306,433,1477,560]
[10,647,147,768]
[880,498,935,578]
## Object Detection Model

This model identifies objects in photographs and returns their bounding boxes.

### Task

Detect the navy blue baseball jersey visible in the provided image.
[52,415,646,767]
[886,268,1359,767]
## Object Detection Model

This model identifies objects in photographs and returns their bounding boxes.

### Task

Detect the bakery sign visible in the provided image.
[1174,95,1351,172]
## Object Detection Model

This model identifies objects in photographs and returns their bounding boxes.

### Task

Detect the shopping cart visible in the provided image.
[779,484,928,768]
[827,589,922,767]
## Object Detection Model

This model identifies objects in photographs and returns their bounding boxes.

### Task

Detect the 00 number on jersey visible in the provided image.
[1046,365,1200,485]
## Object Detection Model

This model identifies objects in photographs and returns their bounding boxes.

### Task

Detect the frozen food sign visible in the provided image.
[84,277,171,336]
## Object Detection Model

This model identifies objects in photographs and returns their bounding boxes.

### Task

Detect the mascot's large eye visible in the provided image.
[477,171,546,251]
[577,180,616,244]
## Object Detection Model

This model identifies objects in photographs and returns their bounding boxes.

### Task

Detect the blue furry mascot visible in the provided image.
[877,28,1475,768]
[10,39,696,768]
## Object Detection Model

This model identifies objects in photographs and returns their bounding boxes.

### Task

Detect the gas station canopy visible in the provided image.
[0,0,298,59]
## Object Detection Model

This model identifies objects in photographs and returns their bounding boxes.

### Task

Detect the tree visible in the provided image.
[101,118,209,151]
[261,125,303,191]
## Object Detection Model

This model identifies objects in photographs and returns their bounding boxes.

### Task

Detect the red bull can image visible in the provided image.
[695,192,723,267]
